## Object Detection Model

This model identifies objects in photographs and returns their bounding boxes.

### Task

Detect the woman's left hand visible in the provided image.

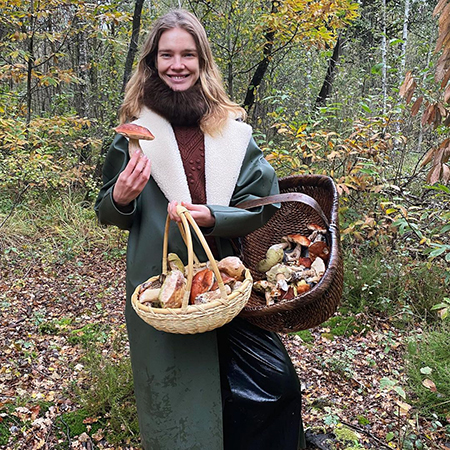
[167,201,215,228]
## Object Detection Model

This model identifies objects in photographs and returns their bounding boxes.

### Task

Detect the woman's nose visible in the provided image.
[171,56,184,70]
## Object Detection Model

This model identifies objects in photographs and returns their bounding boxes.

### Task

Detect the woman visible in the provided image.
[95,9,305,450]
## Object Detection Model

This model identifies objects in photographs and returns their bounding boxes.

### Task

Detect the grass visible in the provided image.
[0,192,127,262]
[342,247,447,322]
[70,336,140,447]
[406,320,450,419]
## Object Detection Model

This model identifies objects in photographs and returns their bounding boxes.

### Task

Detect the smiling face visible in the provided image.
[157,27,200,91]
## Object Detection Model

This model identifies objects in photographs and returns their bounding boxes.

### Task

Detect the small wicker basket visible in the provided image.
[131,205,253,334]
[236,175,343,333]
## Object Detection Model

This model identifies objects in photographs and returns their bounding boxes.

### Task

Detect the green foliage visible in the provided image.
[0,193,126,263]
[68,323,110,347]
[0,116,101,201]
[343,246,447,321]
[322,315,367,337]
[56,408,104,439]
[72,340,140,446]
[320,348,358,379]
[406,321,450,419]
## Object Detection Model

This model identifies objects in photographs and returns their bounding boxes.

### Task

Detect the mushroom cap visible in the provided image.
[308,241,330,261]
[114,123,155,140]
[190,268,215,304]
[307,223,327,233]
[283,234,311,247]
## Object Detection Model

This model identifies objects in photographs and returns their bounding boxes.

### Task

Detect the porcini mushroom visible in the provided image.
[256,242,288,273]
[217,256,246,281]
[114,123,155,157]
[158,269,186,308]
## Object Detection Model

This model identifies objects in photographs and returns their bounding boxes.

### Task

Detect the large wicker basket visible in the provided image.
[131,205,253,334]
[236,175,343,333]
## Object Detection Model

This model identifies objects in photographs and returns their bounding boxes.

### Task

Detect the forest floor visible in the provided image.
[1,247,448,450]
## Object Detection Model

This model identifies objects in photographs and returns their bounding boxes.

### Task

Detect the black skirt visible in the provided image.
[217,318,306,450]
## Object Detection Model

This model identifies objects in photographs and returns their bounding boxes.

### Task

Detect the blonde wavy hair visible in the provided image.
[119,9,246,135]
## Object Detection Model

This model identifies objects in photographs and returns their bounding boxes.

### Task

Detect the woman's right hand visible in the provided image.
[113,151,151,207]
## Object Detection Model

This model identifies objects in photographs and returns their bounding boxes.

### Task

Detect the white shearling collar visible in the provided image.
[133,107,252,206]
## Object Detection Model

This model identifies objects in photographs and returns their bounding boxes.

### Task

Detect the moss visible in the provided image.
[292,329,314,343]
[334,425,360,442]
[56,408,103,438]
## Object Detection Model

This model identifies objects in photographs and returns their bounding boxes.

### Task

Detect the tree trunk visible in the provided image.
[315,35,344,106]
[242,0,277,112]
[121,0,145,94]
[26,0,35,127]
[399,0,411,81]
[382,0,387,115]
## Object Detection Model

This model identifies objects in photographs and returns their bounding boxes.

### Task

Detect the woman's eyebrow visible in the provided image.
[158,47,197,53]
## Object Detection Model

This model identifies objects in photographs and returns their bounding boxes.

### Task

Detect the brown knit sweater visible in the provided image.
[173,125,219,257]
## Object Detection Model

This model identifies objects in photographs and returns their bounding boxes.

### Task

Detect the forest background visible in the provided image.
[0,0,449,449]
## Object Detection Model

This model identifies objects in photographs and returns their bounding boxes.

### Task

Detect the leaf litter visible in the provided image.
[1,248,448,449]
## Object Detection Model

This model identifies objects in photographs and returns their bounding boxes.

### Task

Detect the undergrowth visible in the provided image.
[70,333,140,447]
[406,321,450,419]
[342,246,447,323]
[0,192,127,261]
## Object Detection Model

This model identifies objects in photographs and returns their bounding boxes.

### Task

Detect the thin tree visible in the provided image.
[122,0,145,94]
[315,35,344,106]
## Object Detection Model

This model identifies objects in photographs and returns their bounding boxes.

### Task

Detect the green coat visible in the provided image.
[95,110,279,450]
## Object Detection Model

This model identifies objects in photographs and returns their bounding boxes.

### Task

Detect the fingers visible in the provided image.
[180,202,215,227]
[113,153,151,207]
[167,200,180,222]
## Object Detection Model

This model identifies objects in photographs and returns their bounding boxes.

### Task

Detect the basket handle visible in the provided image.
[236,192,329,228]
[162,205,229,311]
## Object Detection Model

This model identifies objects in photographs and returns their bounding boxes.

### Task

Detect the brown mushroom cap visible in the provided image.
[308,241,330,261]
[190,268,215,304]
[307,223,327,233]
[114,123,155,140]
[283,234,311,247]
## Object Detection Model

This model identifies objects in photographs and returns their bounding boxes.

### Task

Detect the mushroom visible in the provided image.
[114,123,155,157]
[256,242,288,273]
[311,257,326,277]
[283,234,311,247]
[297,257,312,268]
[193,284,231,305]
[190,268,215,304]
[253,280,276,306]
[266,264,296,284]
[296,280,311,294]
[139,288,161,306]
[307,224,328,243]
[217,256,246,281]
[282,234,311,264]
[158,269,186,308]
[168,253,185,273]
[308,241,330,262]
[211,272,237,291]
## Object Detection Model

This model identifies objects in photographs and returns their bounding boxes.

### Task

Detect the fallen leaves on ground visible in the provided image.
[0,246,447,449]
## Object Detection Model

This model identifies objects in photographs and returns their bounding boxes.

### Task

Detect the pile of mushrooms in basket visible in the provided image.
[253,224,329,306]
[137,255,247,308]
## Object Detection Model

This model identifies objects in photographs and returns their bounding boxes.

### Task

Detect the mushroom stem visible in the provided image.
[128,138,143,157]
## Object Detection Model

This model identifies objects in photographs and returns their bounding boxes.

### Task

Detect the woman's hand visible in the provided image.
[167,201,216,228]
[113,151,151,207]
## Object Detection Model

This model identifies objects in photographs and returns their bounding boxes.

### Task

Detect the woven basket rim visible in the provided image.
[240,174,341,318]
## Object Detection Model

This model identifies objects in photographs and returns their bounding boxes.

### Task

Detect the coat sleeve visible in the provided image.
[94,135,137,230]
[206,137,279,238]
